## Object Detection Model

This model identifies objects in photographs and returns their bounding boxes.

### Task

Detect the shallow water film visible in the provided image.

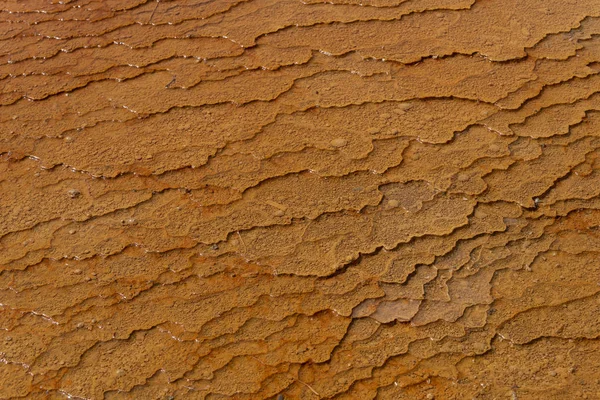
[2,0,600,399]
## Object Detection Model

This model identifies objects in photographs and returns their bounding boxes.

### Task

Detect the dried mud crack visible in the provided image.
[2,0,600,399]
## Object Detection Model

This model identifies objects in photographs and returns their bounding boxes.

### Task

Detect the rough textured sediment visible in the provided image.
[2,0,600,398]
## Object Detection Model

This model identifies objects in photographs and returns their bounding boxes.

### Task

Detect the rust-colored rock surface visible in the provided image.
[2,0,600,399]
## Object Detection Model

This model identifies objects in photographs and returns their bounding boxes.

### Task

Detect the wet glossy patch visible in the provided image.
[2,0,600,399]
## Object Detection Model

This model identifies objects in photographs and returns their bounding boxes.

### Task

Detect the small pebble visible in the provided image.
[474,209,488,218]
[330,138,348,148]
[274,209,285,217]
[548,370,557,377]
[72,269,82,275]
[426,394,435,400]
[388,199,399,208]
[367,127,380,135]
[457,173,470,182]
[489,143,500,152]
[68,189,81,198]
[396,102,413,111]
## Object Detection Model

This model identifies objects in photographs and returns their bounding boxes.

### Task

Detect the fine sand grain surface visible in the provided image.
[2,0,600,398]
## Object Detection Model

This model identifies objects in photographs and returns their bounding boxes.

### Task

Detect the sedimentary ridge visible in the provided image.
[1,0,600,398]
